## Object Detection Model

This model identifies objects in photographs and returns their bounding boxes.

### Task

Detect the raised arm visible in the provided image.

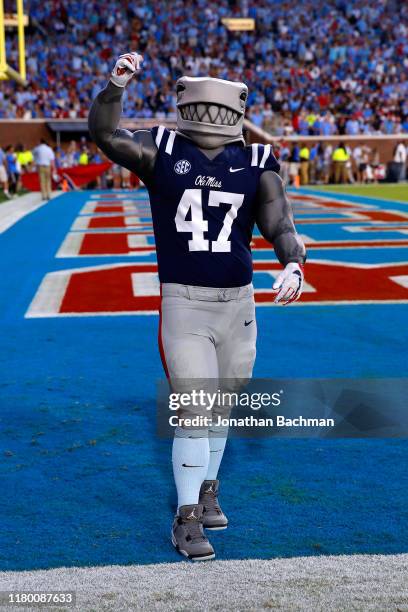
[255,171,307,304]
[88,53,157,185]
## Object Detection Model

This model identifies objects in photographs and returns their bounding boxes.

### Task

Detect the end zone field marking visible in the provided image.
[25,259,408,318]
[25,272,71,318]
[71,217,152,230]
[56,233,84,257]
[55,232,156,257]
[80,203,142,215]
[131,272,160,296]
[390,275,408,289]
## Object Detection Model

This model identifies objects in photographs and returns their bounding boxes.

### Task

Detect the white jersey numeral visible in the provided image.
[175,189,209,251]
[174,189,244,253]
[208,191,244,252]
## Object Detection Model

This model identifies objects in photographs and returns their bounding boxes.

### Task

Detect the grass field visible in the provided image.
[303,182,408,202]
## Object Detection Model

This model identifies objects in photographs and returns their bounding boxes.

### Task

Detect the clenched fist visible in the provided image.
[272,262,304,305]
[110,52,143,88]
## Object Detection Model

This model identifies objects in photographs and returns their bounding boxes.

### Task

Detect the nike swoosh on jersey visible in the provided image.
[244,320,254,326]
[229,167,245,173]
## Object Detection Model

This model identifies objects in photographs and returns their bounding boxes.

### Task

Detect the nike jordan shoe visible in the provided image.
[199,480,228,530]
[171,504,215,561]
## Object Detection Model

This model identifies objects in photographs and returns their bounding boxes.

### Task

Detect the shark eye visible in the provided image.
[176,83,186,95]
[240,91,247,102]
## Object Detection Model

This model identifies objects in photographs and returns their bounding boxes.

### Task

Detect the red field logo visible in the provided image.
[26,261,408,317]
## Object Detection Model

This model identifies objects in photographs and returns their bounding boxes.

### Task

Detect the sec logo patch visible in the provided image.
[174,159,191,175]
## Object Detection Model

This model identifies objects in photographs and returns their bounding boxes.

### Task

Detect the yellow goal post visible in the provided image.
[0,0,28,86]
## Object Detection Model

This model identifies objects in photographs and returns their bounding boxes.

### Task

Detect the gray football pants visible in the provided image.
[160,283,256,379]
[159,283,257,429]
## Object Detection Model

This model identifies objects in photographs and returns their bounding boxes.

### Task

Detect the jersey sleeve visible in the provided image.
[249,143,280,174]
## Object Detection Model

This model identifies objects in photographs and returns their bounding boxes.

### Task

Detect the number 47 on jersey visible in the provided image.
[175,188,244,252]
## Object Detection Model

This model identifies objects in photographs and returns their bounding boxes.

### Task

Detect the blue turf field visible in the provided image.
[0,188,407,570]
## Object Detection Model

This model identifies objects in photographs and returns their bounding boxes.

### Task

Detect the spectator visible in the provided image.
[393,141,407,182]
[360,146,373,183]
[0,147,11,198]
[345,145,355,184]
[288,143,300,184]
[299,143,310,185]
[15,143,34,173]
[332,143,349,184]
[353,145,363,183]
[308,143,319,185]
[78,146,89,165]
[4,145,19,194]
[322,144,333,184]
[33,138,55,200]
[277,140,290,185]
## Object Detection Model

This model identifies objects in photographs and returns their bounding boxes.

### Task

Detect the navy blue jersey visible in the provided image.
[148,127,280,288]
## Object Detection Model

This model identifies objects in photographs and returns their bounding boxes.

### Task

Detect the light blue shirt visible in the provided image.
[33,143,55,167]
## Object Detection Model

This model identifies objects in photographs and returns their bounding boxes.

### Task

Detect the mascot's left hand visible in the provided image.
[272,262,304,305]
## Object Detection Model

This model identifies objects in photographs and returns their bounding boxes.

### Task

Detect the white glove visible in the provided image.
[110,52,143,88]
[272,262,304,305]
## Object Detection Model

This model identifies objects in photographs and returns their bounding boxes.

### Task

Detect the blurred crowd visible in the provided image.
[0,0,407,136]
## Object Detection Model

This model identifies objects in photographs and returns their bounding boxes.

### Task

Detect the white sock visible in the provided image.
[172,432,209,512]
[205,434,228,480]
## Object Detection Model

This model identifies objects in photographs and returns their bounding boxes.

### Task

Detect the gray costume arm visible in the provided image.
[88,81,157,184]
[255,171,306,266]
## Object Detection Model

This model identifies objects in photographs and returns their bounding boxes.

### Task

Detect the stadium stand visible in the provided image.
[0,0,407,137]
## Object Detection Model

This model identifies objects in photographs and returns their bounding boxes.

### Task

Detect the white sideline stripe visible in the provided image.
[56,233,84,258]
[165,130,176,155]
[155,125,165,148]
[1,554,407,611]
[25,273,70,318]
[251,143,258,166]
[259,143,271,168]
[0,192,59,234]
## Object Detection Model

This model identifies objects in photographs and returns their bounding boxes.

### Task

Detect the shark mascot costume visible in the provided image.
[89,52,306,561]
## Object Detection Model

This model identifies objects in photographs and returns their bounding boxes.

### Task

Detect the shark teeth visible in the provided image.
[179,104,240,126]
